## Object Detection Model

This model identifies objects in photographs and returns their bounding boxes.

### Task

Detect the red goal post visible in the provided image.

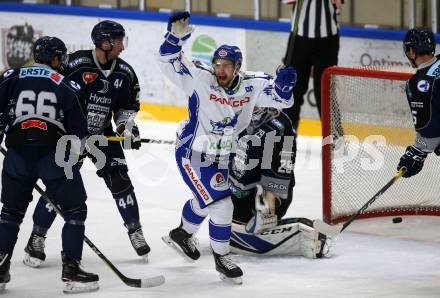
[321,66,440,224]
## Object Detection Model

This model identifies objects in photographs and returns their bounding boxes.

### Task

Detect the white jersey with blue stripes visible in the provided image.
[157,48,294,156]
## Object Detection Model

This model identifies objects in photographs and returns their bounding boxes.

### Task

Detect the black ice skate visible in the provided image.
[0,254,10,293]
[162,226,200,262]
[128,227,150,262]
[213,252,243,285]
[23,232,46,268]
[61,252,99,294]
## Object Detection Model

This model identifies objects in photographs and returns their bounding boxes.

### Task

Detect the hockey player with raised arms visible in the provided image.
[0,36,98,293]
[23,20,150,268]
[229,108,329,258]
[157,11,296,284]
[397,28,440,177]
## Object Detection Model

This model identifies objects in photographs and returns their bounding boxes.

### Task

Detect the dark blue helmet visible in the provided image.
[403,27,435,56]
[33,36,68,65]
[212,45,243,66]
[91,20,125,47]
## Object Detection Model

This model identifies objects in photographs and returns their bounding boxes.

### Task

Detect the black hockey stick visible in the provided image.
[0,147,165,288]
[313,168,406,236]
[107,136,175,145]
[284,0,304,66]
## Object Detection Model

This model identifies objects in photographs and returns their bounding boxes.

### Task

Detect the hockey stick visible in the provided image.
[284,0,304,66]
[0,147,165,288]
[107,136,175,145]
[313,167,407,236]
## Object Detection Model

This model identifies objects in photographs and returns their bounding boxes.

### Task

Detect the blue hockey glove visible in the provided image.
[274,66,297,100]
[164,11,194,46]
[397,145,427,178]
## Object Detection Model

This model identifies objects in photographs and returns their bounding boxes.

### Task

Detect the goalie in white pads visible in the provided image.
[229,108,328,258]
[157,12,296,284]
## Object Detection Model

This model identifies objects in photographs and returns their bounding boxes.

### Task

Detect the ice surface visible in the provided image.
[2,120,440,298]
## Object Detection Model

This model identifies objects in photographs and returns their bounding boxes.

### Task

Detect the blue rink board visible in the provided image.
[1,2,439,43]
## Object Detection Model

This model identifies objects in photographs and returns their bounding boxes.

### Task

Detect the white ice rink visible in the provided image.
[2,120,440,298]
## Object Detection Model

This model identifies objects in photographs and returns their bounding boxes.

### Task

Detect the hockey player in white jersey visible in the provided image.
[158,11,296,284]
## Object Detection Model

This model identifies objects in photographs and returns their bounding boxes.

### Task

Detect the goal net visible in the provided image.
[322,66,440,224]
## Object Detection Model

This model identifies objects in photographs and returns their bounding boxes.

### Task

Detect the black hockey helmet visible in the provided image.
[403,27,435,56]
[91,20,126,47]
[33,36,68,65]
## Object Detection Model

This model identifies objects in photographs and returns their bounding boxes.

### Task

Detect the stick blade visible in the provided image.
[140,275,166,288]
[123,275,165,288]
[313,219,343,237]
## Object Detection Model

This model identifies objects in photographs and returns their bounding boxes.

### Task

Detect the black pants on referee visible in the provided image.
[284,34,339,130]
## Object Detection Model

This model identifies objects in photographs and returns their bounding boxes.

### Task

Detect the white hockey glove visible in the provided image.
[245,185,278,234]
[114,109,141,150]
[165,11,194,46]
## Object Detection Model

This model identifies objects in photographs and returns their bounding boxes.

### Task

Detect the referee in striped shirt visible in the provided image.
[284,0,343,130]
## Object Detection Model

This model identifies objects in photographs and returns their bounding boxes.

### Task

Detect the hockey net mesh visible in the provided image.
[323,66,440,224]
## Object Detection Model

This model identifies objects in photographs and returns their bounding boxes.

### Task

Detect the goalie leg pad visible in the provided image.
[230,218,328,258]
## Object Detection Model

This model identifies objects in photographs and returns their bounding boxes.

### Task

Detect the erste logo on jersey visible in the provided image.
[82,72,98,84]
[209,94,250,107]
[19,67,63,85]
[417,80,430,92]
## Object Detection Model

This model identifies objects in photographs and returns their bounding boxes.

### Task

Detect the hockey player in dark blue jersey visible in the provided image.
[0,36,99,293]
[397,28,440,177]
[229,108,328,258]
[23,20,150,267]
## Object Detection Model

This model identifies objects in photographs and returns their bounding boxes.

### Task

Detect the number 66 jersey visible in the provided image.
[0,64,88,146]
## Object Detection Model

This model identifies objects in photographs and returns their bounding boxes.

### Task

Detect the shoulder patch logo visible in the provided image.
[69,80,81,91]
[417,80,430,93]
[82,72,98,84]
[3,69,14,78]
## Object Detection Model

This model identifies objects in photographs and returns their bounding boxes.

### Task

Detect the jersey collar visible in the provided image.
[418,57,437,70]
[92,49,117,78]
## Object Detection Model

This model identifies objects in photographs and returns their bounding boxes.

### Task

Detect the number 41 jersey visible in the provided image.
[0,64,88,147]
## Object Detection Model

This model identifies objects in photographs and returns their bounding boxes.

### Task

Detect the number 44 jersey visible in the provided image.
[0,64,88,146]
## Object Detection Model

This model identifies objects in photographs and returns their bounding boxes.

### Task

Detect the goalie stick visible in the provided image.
[107,136,175,145]
[313,167,406,236]
[0,147,165,288]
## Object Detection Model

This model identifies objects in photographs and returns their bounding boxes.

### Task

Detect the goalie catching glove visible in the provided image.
[165,11,194,47]
[115,110,141,150]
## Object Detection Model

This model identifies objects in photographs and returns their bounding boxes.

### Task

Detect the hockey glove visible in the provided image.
[274,65,297,100]
[116,121,141,150]
[165,11,194,47]
[115,110,141,150]
[397,145,427,178]
[245,185,278,234]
